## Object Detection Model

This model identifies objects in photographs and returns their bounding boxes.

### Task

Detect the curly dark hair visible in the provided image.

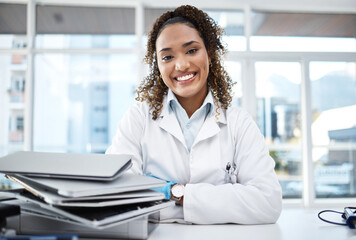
[136,5,235,120]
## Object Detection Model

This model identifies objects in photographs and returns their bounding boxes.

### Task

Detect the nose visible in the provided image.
[175,56,190,71]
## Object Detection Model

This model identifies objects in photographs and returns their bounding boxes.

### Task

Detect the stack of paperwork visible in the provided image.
[0,151,173,229]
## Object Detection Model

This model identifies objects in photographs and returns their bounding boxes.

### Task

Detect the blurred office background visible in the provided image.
[0,0,355,206]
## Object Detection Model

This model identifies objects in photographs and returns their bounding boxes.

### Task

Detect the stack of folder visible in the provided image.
[0,151,173,231]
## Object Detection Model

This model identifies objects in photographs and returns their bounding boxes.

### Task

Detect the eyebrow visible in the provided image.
[158,40,200,53]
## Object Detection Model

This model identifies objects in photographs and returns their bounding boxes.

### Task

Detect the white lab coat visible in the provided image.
[106,93,282,224]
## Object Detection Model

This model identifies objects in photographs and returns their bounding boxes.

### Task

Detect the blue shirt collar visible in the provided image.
[167,89,213,116]
[160,89,227,124]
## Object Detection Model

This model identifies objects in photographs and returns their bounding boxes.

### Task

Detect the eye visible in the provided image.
[162,55,173,62]
[187,48,198,54]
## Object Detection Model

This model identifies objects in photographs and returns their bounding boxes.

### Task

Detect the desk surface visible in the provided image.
[147,208,356,240]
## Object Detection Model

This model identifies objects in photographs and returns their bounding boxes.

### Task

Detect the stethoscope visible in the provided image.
[225,162,237,183]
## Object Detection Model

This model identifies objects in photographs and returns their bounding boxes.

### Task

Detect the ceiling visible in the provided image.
[0,3,355,38]
[253,12,356,37]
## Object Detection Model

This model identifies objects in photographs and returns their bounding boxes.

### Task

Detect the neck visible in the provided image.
[179,99,201,118]
[176,91,208,118]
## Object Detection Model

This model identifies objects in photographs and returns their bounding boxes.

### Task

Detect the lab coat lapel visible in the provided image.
[158,101,186,147]
[194,107,227,144]
[194,115,220,144]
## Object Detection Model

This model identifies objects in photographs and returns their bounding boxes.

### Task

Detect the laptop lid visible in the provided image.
[7,173,166,198]
[0,151,132,181]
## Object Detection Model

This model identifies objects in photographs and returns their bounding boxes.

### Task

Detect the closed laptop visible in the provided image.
[0,151,132,181]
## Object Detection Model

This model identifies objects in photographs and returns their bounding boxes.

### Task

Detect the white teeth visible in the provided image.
[176,73,194,81]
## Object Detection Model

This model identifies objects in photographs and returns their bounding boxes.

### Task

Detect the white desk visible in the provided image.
[147,208,356,240]
[3,203,356,239]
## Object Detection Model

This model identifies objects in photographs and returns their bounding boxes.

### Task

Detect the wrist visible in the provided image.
[148,176,176,200]
[166,181,176,199]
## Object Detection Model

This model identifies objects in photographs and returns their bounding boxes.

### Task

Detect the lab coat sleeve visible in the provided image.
[106,103,145,175]
[183,110,282,224]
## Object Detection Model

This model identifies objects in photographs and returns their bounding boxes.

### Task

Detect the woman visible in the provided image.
[106,5,282,224]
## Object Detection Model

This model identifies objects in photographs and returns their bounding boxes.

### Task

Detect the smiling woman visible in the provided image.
[106,5,282,224]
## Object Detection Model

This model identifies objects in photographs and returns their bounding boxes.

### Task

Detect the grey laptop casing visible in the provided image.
[7,173,166,198]
[0,151,132,181]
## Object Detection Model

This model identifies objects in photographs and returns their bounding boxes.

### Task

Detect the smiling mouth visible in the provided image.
[175,73,196,81]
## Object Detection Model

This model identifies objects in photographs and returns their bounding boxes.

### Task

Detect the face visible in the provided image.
[155,23,210,105]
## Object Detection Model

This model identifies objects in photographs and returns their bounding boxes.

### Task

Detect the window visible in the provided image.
[1,0,356,205]
[255,62,302,198]
[31,4,139,154]
[33,53,137,153]
[0,3,27,158]
[310,61,356,198]
[0,3,27,48]
[0,53,26,155]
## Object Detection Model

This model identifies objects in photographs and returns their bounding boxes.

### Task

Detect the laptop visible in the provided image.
[1,189,174,229]
[0,151,132,181]
[7,209,152,239]
[6,173,166,198]
[4,183,165,207]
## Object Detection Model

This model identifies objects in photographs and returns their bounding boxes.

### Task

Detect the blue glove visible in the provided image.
[146,175,176,200]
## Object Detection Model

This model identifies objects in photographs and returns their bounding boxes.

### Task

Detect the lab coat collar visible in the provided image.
[193,91,227,144]
[158,100,186,147]
[157,90,227,147]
